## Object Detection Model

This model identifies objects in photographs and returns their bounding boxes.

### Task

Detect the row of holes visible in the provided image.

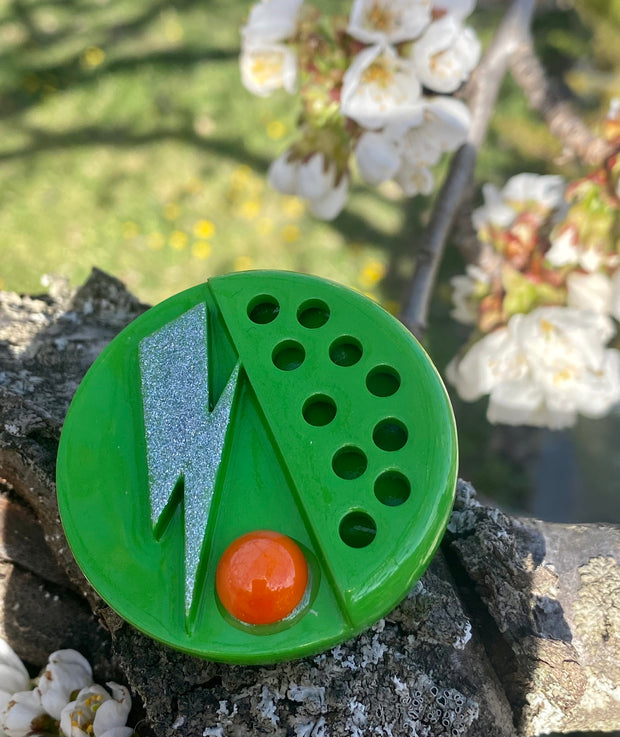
[303,396,407,449]
[248,296,408,549]
[248,295,329,329]
[273,338,401,399]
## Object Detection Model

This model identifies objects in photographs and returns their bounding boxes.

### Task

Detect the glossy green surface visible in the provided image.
[57,271,457,664]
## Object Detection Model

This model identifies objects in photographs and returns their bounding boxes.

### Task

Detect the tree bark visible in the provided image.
[0,270,618,736]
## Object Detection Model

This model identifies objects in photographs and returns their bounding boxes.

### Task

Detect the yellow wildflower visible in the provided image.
[283,197,305,219]
[169,231,188,250]
[267,120,287,140]
[240,200,261,220]
[192,241,212,260]
[281,224,300,243]
[359,259,386,288]
[82,46,105,69]
[193,220,215,239]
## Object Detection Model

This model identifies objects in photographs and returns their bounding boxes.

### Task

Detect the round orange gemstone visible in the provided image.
[215,530,309,625]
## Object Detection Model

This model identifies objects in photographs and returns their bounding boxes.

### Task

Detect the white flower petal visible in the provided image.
[450,265,488,325]
[347,0,432,45]
[487,379,549,427]
[297,153,334,201]
[355,131,401,185]
[242,0,303,43]
[579,247,604,273]
[240,43,297,97]
[394,160,434,195]
[546,227,580,267]
[60,682,132,737]
[98,728,134,737]
[472,183,516,231]
[268,151,298,195]
[37,650,93,720]
[566,271,613,315]
[423,96,471,151]
[413,17,480,93]
[93,686,131,737]
[432,0,476,21]
[2,690,44,737]
[607,97,620,120]
[341,45,422,129]
[0,641,29,696]
[502,173,565,210]
[445,327,526,402]
[308,174,349,220]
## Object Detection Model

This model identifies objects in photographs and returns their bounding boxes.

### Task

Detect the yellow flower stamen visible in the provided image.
[365,3,395,32]
[250,53,284,86]
[539,318,555,336]
[553,368,575,385]
[362,59,394,88]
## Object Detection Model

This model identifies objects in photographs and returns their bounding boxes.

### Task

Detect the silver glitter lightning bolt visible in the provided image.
[138,302,239,617]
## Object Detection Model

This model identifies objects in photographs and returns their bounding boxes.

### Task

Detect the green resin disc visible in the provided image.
[57,271,457,664]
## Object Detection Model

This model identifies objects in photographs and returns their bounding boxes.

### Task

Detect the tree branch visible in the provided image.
[399,0,536,339]
[509,35,616,167]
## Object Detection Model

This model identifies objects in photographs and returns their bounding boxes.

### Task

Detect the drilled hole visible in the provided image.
[298,299,330,329]
[248,295,280,324]
[332,446,367,479]
[303,395,336,426]
[366,366,400,397]
[272,340,305,371]
[339,511,376,548]
[373,418,408,451]
[329,336,362,367]
[374,470,410,506]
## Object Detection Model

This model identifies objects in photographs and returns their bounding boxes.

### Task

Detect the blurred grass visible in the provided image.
[1,0,619,511]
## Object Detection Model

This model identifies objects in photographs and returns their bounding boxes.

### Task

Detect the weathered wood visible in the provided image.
[0,270,618,736]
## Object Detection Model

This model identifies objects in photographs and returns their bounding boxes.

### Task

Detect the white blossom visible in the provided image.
[394,160,434,196]
[37,649,93,720]
[308,173,349,220]
[566,271,613,315]
[386,96,470,196]
[447,306,620,429]
[241,0,303,44]
[607,96,620,121]
[1,690,46,737]
[514,308,620,420]
[501,173,565,211]
[268,151,348,220]
[472,173,566,233]
[60,683,132,737]
[472,183,516,231]
[341,45,423,129]
[240,43,297,96]
[347,0,432,46]
[450,264,489,325]
[388,96,470,167]
[411,16,480,94]
[446,326,527,402]
[432,0,476,21]
[546,225,609,273]
[0,641,29,713]
[355,131,401,185]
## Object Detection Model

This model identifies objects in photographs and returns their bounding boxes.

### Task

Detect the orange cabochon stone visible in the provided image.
[216,530,309,625]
